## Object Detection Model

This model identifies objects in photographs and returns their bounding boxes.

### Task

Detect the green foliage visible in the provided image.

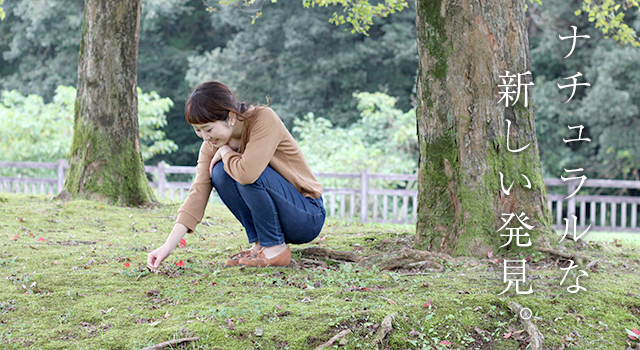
[136,88,179,160]
[211,0,408,34]
[0,0,5,21]
[293,92,417,188]
[0,0,84,100]
[0,86,177,175]
[530,0,640,183]
[302,0,408,34]
[187,0,417,128]
[0,0,417,169]
[575,0,640,47]
[0,86,75,165]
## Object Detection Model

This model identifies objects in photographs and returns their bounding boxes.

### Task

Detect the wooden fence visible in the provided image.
[1,160,639,231]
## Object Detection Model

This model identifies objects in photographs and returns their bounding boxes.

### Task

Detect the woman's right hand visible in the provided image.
[147,244,173,270]
[209,150,223,177]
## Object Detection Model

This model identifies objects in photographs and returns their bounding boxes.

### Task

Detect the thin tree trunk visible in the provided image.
[414,0,553,257]
[60,0,154,205]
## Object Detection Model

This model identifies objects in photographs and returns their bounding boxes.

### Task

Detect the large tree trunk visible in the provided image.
[415,0,554,257]
[61,0,154,205]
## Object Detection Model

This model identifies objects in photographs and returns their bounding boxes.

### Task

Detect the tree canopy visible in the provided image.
[0,0,637,185]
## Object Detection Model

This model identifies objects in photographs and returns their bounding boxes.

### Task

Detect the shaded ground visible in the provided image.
[0,193,639,349]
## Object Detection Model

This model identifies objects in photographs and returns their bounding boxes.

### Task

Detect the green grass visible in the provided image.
[584,231,640,245]
[1,193,639,350]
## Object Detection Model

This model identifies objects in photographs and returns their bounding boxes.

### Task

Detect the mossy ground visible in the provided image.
[0,193,639,350]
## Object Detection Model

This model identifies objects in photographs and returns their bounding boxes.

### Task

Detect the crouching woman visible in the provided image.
[147,81,325,268]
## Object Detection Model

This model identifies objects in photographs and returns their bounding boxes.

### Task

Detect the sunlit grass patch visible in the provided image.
[0,193,639,349]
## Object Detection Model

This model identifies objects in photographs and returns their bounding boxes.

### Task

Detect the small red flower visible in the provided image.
[439,340,451,346]
[176,260,186,267]
[628,328,640,340]
[37,237,45,242]
[179,239,186,248]
[124,262,130,268]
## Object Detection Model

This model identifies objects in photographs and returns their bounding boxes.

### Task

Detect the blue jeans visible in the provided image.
[211,162,325,247]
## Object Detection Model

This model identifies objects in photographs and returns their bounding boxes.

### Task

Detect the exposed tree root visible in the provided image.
[536,246,591,265]
[300,247,455,271]
[298,258,328,268]
[301,247,361,262]
[313,329,351,350]
[358,247,452,270]
[508,301,544,350]
[372,312,398,348]
[140,337,200,350]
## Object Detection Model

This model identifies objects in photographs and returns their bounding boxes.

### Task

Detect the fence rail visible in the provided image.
[1,160,639,231]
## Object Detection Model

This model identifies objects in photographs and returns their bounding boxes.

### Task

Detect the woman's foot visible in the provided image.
[224,243,263,266]
[239,244,291,267]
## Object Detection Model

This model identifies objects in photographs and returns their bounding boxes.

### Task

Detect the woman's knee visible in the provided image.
[210,162,231,187]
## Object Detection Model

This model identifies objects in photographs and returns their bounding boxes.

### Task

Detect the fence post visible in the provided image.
[158,162,166,198]
[567,181,576,218]
[56,159,67,193]
[360,169,368,223]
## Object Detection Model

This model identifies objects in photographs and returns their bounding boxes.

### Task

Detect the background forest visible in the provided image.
[0,0,638,184]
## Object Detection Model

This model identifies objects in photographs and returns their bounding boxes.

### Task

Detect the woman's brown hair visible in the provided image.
[185,81,251,125]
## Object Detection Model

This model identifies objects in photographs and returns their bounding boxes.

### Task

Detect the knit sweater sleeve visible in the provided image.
[176,141,215,232]
[221,108,282,184]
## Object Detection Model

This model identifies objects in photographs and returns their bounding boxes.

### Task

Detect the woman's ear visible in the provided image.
[228,112,236,126]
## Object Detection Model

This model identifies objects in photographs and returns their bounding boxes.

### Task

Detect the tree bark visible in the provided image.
[414,0,554,257]
[61,0,154,205]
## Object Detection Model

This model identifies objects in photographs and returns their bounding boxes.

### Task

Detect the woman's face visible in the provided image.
[192,120,233,148]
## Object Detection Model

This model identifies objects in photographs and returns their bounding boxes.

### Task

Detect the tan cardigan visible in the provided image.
[176,107,323,232]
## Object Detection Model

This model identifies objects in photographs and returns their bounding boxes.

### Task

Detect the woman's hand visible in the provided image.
[209,145,233,177]
[209,150,223,177]
[147,244,174,270]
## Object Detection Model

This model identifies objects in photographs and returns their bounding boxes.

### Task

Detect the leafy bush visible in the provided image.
[293,92,417,189]
[0,86,177,177]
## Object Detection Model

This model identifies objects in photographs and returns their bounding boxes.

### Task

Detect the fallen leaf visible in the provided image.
[504,332,512,339]
[439,340,451,346]
[124,262,130,268]
[100,308,113,314]
[487,251,494,258]
[626,328,640,340]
